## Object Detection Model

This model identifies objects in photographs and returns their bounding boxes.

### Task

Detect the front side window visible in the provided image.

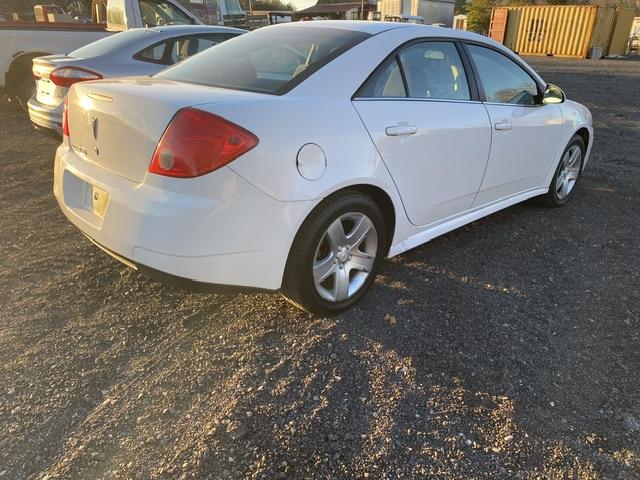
[157,27,370,95]
[399,42,470,100]
[467,44,539,105]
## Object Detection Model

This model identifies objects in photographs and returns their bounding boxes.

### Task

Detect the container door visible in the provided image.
[489,8,509,43]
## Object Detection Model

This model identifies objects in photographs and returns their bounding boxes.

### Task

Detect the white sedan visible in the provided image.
[54,21,593,314]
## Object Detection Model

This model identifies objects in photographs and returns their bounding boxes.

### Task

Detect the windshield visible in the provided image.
[69,29,156,58]
[156,26,370,94]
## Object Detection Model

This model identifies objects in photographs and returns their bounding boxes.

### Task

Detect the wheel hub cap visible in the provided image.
[336,247,349,263]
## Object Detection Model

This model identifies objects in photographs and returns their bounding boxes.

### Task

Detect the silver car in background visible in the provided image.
[28,25,245,135]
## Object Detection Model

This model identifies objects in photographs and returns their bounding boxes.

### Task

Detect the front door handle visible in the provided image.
[385,124,417,136]
[494,120,512,131]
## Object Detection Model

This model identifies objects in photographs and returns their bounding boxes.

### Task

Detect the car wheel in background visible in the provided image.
[282,190,387,315]
[17,74,36,111]
[541,134,585,207]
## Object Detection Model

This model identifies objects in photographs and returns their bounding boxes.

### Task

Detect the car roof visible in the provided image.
[270,20,493,43]
[146,25,247,36]
[109,25,246,54]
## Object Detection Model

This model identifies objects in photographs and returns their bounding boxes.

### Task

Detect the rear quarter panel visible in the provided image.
[202,95,411,248]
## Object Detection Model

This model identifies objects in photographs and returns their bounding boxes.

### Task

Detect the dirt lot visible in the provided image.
[1,56,639,480]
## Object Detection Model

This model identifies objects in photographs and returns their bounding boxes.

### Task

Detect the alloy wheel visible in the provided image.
[313,212,378,303]
[555,144,582,200]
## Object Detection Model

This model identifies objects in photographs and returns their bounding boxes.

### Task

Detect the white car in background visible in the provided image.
[54,21,593,314]
[29,25,245,135]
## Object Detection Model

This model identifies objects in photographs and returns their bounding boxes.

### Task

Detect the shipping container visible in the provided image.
[489,5,636,59]
[608,8,635,56]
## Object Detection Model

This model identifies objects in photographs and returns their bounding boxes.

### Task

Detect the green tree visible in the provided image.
[466,0,494,34]
[454,0,467,15]
[546,0,589,4]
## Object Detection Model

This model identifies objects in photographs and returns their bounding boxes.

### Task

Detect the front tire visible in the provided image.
[541,134,585,207]
[282,191,387,315]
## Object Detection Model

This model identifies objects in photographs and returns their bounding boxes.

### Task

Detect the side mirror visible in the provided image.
[542,83,565,105]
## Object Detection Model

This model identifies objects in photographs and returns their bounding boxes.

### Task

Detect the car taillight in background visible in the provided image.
[50,67,102,88]
[148,108,259,178]
[62,96,69,137]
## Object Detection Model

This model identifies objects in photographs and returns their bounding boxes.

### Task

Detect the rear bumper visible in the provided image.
[53,143,314,290]
[28,95,63,134]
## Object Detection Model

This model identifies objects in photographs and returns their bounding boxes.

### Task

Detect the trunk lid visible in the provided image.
[67,77,262,183]
[33,55,77,107]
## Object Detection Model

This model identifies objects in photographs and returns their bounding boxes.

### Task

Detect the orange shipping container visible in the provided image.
[490,5,598,58]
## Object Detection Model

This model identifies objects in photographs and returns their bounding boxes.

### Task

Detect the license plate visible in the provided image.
[91,186,109,218]
[36,79,55,100]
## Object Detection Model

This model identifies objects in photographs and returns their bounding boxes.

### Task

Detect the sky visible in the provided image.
[290,0,317,10]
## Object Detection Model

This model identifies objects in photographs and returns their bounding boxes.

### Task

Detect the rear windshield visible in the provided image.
[69,29,157,58]
[156,26,371,95]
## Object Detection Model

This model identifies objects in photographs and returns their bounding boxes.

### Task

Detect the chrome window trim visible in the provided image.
[352,96,483,105]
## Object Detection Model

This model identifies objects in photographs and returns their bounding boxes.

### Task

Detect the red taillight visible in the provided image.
[62,96,70,137]
[148,108,259,178]
[50,67,102,88]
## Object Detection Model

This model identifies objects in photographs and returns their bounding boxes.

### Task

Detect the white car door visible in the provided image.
[465,44,566,207]
[353,41,492,227]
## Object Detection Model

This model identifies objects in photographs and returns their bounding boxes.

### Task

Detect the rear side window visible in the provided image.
[399,42,470,100]
[156,27,371,95]
[358,41,470,101]
[138,42,168,63]
[358,59,406,98]
[169,34,231,63]
[466,44,539,105]
[137,34,235,65]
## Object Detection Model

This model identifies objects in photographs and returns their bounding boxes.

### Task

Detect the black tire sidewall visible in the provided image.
[287,193,387,314]
[17,75,36,111]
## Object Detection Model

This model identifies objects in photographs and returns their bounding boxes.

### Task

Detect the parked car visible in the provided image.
[54,21,593,314]
[29,25,244,135]
[0,0,245,107]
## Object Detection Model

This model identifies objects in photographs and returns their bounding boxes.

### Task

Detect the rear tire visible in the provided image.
[540,134,585,207]
[16,74,36,112]
[282,190,387,315]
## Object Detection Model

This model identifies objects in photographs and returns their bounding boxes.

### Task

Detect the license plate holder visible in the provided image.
[91,185,109,218]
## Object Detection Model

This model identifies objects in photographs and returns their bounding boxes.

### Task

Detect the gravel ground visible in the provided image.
[1,56,639,480]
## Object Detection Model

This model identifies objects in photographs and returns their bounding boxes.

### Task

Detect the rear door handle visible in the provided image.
[385,124,417,136]
[494,120,512,131]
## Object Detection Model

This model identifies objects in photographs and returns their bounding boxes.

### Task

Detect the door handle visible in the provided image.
[494,120,512,131]
[385,124,417,136]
